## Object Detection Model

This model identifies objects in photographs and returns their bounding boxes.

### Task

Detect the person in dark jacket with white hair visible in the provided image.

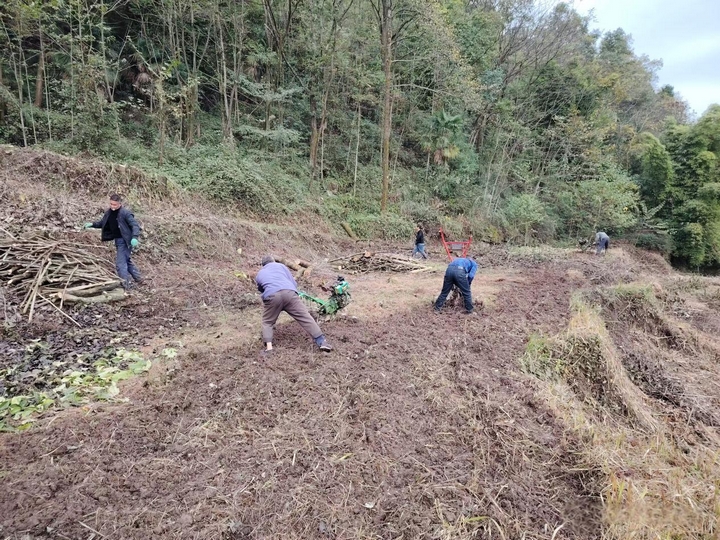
[595,231,610,255]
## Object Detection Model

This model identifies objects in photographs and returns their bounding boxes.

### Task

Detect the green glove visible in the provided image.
[130,238,139,248]
[83,222,93,229]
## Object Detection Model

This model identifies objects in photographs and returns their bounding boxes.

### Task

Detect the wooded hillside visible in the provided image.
[1,0,719,267]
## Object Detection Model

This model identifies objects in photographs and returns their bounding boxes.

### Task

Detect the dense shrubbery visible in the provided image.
[633,233,672,254]
[1,0,715,264]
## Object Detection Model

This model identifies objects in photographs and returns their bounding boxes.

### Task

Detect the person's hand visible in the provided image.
[83,222,93,229]
[130,238,139,248]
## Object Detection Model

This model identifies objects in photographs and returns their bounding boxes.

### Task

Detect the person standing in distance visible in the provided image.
[412,224,428,259]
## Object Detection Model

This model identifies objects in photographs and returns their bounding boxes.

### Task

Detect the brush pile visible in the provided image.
[331,251,433,274]
[0,236,123,322]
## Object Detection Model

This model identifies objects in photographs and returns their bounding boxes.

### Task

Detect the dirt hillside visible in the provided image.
[1,147,719,539]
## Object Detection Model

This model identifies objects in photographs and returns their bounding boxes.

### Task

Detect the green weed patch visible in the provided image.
[0,346,166,432]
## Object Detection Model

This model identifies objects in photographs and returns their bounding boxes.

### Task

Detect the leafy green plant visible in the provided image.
[0,348,156,432]
[502,193,555,244]
[345,212,414,240]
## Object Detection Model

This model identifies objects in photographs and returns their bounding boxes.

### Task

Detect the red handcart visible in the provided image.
[439,228,472,261]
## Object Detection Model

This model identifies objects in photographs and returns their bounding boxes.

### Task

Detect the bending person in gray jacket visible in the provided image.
[255,255,333,356]
[84,193,142,289]
[595,231,609,255]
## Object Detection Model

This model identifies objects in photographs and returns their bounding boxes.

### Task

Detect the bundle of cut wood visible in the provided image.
[0,236,123,322]
[330,251,433,274]
[276,257,314,280]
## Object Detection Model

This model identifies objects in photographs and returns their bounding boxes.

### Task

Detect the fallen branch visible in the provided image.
[64,280,123,297]
[59,288,126,304]
[38,293,82,327]
[341,222,359,241]
[276,257,300,271]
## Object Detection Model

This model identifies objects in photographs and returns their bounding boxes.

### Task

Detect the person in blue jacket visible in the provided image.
[434,257,478,314]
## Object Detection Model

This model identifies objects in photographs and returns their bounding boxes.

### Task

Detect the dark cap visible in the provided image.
[261,255,275,266]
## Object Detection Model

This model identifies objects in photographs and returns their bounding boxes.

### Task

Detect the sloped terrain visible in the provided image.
[1,148,719,539]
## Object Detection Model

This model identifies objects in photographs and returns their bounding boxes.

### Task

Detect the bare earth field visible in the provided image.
[1,147,719,539]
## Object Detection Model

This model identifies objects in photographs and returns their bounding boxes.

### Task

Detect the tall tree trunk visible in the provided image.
[34,46,44,108]
[353,103,361,197]
[309,97,319,181]
[0,60,5,124]
[215,13,234,144]
[11,53,28,147]
[21,47,38,144]
[379,0,393,213]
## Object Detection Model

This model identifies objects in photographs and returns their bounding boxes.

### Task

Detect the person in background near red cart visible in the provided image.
[412,224,428,259]
[595,231,610,255]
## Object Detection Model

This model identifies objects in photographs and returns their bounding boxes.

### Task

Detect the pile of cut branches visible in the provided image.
[0,236,123,323]
[331,251,433,274]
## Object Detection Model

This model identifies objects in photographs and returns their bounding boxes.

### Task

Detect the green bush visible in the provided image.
[346,213,414,240]
[554,174,639,237]
[400,200,443,229]
[438,215,467,239]
[470,219,505,243]
[321,193,381,223]
[502,193,556,244]
[673,222,706,268]
[634,233,671,254]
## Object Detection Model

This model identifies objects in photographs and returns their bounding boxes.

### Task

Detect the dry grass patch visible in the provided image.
[524,293,720,539]
[523,297,657,431]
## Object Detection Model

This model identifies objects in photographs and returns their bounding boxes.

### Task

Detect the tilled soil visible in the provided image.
[0,261,601,540]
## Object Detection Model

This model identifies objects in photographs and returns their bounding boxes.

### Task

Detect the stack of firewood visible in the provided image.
[0,236,122,322]
[276,257,314,280]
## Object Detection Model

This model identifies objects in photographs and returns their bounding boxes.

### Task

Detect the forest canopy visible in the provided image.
[1,0,718,267]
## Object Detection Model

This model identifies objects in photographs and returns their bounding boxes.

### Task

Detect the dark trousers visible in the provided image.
[262,289,323,344]
[435,265,473,313]
[596,238,609,254]
[114,238,141,288]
